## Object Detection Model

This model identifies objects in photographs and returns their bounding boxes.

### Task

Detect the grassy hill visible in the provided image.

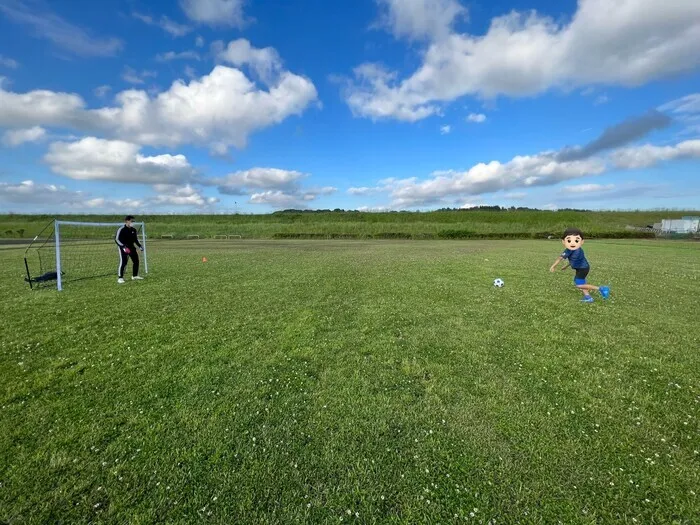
[1,208,698,240]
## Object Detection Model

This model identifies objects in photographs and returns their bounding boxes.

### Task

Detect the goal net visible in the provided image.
[24,220,148,291]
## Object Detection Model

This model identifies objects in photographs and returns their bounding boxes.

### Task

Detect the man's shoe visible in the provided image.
[117,278,125,284]
[580,296,594,303]
[132,276,144,280]
[599,286,610,299]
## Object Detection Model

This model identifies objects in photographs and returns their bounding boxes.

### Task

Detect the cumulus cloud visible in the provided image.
[374,0,467,42]
[0,180,88,207]
[610,139,700,169]
[343,0,700,121]
[205,167,335,208]
[0,0,122,57]
[211,167,306,195]
[0,43,318,151]
[384,154,606,208]
[180,0,247,28]
[43,137,197,184]
[0,180,220,213]
[249,187,336,208]
[467,113,486,123]
[440,125,451,134]
[152,184,218,207]
[2,126,46,147]
[216,39,283,84]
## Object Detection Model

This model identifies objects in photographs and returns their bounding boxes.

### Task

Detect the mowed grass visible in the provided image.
[1,239,699,524]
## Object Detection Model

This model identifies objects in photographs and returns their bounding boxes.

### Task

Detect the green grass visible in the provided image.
[1,239,699,523]
[1,210,698,240]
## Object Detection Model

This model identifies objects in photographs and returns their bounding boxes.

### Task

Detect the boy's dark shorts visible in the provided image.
[574,266,590,285]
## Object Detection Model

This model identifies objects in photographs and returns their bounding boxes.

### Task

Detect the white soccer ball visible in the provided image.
[493,278,505,288]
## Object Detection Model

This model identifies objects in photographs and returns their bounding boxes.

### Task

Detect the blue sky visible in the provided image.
[0,0,699,214]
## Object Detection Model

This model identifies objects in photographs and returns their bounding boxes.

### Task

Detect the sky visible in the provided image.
[0,0,699,215]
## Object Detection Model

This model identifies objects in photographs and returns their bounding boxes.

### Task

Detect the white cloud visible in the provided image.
[440,124,451,134]
[94,85,111,98]
[122,67,158,85]
[156,51,201,62]
[180,0,247,27]
[384,154,606,208]
[659,93,700,115]
[212,167,307,195]
[249,187,336,209]
[152,184,218,207]
[2,126,46,147]
[216,39,282,84]
[348,186,381,196]
[561,183,615,194]
[0,179,219,213]
[133,12,192,37]
[0,0,122,57]
[611,139,700,169]
[0,87,86,127]
[374,0,467,42]
[196,35,205,47]
[43,137,197,184]
[659,93,700,135]
[206,167,335,208]
[184,66,198,79]
[0,55,19,69]
[0,180,85,207]
[467,113,486,123]
[343,0,700,121]
[0,45,318,151]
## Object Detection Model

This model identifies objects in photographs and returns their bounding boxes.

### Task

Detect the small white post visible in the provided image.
[141,222,148,274]
[54,220,63,291]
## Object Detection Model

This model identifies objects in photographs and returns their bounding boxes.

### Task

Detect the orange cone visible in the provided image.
[202,257,208,262]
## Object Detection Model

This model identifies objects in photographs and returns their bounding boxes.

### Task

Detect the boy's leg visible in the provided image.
[574,267,594,301]
[577,284,599,293]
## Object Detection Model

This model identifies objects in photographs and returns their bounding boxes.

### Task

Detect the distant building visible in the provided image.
[661,217,700,233]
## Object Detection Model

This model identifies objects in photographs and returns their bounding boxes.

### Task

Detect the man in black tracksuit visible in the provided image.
[115,215,144,284]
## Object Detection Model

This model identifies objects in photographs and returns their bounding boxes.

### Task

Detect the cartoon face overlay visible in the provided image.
[562,234,584,250]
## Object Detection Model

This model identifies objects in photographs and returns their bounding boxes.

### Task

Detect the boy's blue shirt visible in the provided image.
[561,247,589,269]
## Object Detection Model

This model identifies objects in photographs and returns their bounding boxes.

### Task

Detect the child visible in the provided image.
[550,227,609,303]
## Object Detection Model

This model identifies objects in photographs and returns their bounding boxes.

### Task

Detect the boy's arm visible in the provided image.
[550,256,563,272]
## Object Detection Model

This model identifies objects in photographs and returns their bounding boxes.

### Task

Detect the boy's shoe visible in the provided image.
[132,276,144,280]
[580,296,594,303]
[117,278,125,284]
[599,286,610,299]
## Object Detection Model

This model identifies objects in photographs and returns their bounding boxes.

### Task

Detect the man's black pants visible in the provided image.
[118,247,139,278]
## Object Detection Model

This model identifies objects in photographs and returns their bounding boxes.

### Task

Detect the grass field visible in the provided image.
[1,239,699,523]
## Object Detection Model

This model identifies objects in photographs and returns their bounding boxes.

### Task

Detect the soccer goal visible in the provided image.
[24,220,148,291]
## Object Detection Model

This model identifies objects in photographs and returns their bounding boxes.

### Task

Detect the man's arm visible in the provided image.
[115,226,125,247]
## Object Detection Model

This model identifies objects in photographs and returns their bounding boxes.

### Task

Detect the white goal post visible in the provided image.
[53,220,148,291]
